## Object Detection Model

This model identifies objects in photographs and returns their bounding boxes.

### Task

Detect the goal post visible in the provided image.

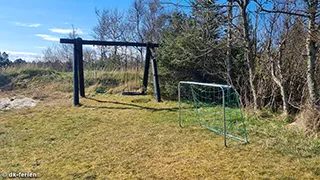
[178,81,248,146]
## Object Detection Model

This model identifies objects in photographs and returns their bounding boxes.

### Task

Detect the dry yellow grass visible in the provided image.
[0,88,319,179]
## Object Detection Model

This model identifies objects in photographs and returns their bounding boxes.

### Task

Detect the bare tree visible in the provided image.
[143,0,169,43]
[234,0,259,110]
[93,8,128,70]
[227,0,234,80]
[128,0,147,69]
[93,8,127,54]
[254,0,320,106]
[92,8,109,62]
[83,48,98,70]
[265,13,290,114]
[57,25,79,71]
[128,0,146,43]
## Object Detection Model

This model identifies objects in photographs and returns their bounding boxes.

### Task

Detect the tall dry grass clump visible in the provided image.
[295,104,320,134]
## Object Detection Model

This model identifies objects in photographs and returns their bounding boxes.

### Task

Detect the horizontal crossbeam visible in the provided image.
[60,38,159,48]
[179,81,231,89]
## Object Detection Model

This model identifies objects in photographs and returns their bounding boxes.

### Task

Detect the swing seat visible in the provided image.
[122,91,144,96]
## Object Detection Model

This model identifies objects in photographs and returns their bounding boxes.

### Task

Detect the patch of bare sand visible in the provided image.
[0,96,38,110]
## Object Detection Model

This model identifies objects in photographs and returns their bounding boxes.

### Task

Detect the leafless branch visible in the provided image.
[253,0,309,18]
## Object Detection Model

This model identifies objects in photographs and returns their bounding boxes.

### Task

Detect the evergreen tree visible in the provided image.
[157,0,226,97]
[0,52,11,67]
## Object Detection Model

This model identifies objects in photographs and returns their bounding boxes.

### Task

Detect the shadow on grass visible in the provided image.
[83,97,179,112]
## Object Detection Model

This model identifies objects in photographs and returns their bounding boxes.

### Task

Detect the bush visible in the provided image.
[17,68,58,79]
[0,74,13,91]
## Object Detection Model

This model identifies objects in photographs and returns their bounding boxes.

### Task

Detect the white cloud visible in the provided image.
[13,22,41,27]
[28,24,41,27]
[49,28,84,35]
[4,51,39,62]
[35,34,59,41]
[5,51,38,56]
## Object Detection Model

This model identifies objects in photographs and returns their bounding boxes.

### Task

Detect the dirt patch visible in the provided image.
[0,96,38,110]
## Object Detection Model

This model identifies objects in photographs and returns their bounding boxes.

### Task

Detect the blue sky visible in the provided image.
[0,0,134,61]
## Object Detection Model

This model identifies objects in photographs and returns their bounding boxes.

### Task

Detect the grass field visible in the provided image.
[0,69,319,179]
[179,104,248,143]
[0,91,319,179]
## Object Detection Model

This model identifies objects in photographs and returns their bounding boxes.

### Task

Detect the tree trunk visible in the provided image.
[238,2,258,110]
[268,39,289,115]
[280,85,289,114]
[227,0,233,80]
[306,2,318,105]
[270,58,289,115]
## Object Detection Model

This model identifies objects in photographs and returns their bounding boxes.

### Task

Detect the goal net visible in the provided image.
[178,81,248,146]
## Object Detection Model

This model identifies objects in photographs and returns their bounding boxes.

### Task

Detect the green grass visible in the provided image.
[179,105,247,141]
[0,67,319,179]
[246,115,320,158]
[0,92,319,179]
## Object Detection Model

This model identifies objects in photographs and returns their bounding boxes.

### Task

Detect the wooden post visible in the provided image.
[142,45,151,94]
[78,38,85,97]
[73,40,80,106]
[151,50,161,102]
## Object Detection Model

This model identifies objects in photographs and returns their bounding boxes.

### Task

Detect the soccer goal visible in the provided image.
[178,81,248,146]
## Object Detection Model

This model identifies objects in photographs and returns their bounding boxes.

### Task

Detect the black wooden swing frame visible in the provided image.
[60,38,161,106]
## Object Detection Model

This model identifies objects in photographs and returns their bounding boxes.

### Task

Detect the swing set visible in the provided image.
[60,38,161,106]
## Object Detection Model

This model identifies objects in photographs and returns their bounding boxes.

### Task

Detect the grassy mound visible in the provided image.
[0,67,144,95]
[0,67,60,91]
